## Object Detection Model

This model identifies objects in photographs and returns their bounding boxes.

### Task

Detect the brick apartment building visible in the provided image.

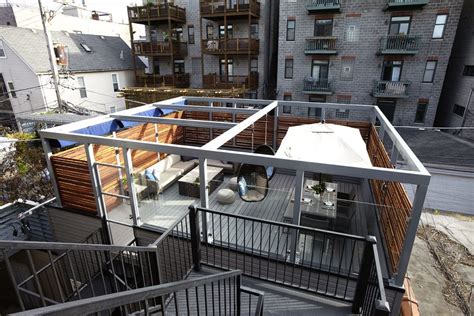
[276,0,464,126]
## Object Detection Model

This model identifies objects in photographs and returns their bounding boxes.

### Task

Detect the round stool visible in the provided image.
[228,177,238,191]
[216,189,236,205]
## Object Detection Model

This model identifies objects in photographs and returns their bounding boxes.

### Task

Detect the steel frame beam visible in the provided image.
[154,104,259,114]
[110,114,237,129]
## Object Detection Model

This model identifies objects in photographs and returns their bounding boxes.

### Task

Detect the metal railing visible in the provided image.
[192,206,367,301]
[202,38,259,54]
[128,3,186,22]
[136,73,190,88]
[379,35,420,54]
[306,0,341,11]
[13,271,264,316]
[387,0,429,6]
[352,237,391,315]
[373,80,410,98]
[203,73,259,90]
[200,0,260,16]
[305,37,337,53]
[303,77,332,93]
[133,41,188,56]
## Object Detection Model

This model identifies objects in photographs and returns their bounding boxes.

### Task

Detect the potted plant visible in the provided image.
[311,182,326,199]
[193,177,200,187]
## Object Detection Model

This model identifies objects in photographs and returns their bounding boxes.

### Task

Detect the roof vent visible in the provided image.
[80,43,92,53]
[100,35,105,40]
[120,50,124,60]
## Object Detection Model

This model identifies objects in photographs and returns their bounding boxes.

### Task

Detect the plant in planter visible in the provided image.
[311,182,326,198]
[193,177,200,187]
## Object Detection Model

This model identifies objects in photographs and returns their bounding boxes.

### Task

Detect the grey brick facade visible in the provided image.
[276,0,464,126]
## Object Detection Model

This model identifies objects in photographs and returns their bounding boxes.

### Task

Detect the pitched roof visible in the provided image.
[0,26,142,73]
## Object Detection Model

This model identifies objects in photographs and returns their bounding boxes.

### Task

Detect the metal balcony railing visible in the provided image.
[306,0,341,12]
[373,80,410,98]
[379,35,420,54]
[136,73,190,88]
[200,0,260,17]
[387,0,429,9]
[203,73,259,90]
[302,77,333,94]
[128,3,186,23]
[133,41,187,56]
[305,37,338,54]
[202,38,259,55]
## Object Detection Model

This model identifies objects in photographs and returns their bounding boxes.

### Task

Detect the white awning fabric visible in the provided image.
[276,123,372,168]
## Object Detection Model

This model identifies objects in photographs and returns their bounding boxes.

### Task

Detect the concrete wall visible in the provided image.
[277,0,464,126]
[436,0,474,140]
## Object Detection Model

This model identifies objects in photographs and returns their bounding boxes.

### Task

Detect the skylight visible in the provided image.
[80,43,92,53]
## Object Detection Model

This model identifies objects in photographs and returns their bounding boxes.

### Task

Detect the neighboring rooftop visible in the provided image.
[15,112,94,126]
[0,26,143,73]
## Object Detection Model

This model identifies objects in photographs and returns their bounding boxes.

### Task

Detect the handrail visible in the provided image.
[13,271,243,316]
[152,209,190,246]
[0,240,155,253]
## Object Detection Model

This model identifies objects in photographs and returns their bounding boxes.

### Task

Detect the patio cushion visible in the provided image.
[145,169,156,181]
[228,177,238,191]
[238,177,248,196]
[216,189,235,204]
[173,160,196,174]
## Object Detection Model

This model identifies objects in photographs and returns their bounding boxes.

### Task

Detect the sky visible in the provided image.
[2,0,142,24]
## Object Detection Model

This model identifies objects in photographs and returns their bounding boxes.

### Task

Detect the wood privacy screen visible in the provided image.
[367,125,413,273]
[51,112,184,214]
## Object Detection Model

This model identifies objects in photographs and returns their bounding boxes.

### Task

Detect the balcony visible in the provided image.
[378,35,420,55]
[306,0,341,13]
[302,77,333,95]
[133,41,187,57]
[127,3,186,24]
[202,38,259,55]
[200,0,260,19]
[373,80,410,98]
[305,37,338,55]
[136,73,190,88]
[203,73,259,90]
[386,0,429,10]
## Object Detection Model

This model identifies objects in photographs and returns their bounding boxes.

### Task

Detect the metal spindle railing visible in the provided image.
[305,37,337,53]
[373,80,410,98]
[379,35,420,54]
[303,78,332,93]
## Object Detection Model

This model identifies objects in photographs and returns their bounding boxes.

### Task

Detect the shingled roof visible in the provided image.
[0,26,143,73]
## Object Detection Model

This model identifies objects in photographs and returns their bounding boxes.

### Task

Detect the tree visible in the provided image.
[0,127,53,204]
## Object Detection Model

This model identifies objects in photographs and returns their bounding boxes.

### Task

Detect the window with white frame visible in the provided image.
[110,106,117,113]
[7,82,16,98]
[77,77,87,98]
[112,74,119,92]
[432,14,448,39]
[0,40,6,58]
[422,60,437,83]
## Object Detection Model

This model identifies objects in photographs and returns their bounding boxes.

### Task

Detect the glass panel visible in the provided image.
[432,25,445,38]
[436,14,447,24]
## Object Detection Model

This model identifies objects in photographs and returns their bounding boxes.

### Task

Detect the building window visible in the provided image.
[314,19,333,37]
[308,95,325,118]
[77,77,87,98]
[389,16,411,35]
[219,24,233,39]
[284,58,293,79]
[112,74,119,92]
[453,104,465,117]
[110,106,116,113]
[219,59,233,76]
[336,109,350,119]
[251,23,259,39]
[283,94,291,114]
[0,40,6,58]
[422,60,437,83]
[7,82,16,98]
[463,65,474,76]
[382,60,403,81]
[188,25,195,44]
[286,20,295,41]
[174,60,185,74]
[206,25,214,39]
[340,59,355,81]
[250,58,258,72]
[414,101,428,123]
[432,14,448,39]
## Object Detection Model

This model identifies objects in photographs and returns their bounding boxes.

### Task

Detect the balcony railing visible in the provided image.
[305,37,338,54]
[133,41,187,57]
[128,3,186,23]
[378,35,420,55]
[373,80,410,98]
[202,38,259,55]
[203,73,259,90]
[200,0,260,18]
[306,0,341,13]
[136,73,190,88]
[302,77,333,94]
[386,0,429,9]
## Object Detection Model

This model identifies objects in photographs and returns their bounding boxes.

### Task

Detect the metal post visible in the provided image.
[390,144,399,166]
[378,125,385,140]
[40,137,62,207]
[321,106,326,122]
[4,253,25,311]
[273,104,278,149]
[290,169,304,261]
[394,184,429,285]
[189,205,202,271]
[199,158,209,243]
[123,147,141,226]
[352,236,376,314]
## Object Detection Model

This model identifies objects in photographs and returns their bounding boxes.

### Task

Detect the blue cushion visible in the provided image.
[266,166,274,178]
[145,169,156,181]
[238,177,248,196]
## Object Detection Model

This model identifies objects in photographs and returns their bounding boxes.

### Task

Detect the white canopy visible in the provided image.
[276,123,372,168]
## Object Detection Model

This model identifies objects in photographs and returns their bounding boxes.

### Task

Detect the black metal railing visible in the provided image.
[303,78,332,93]
[352,237,391,315]
[387,0,429,7]
[16,271,264,316]
[306,0,341,11]
[192,206,367,301]
[373,80,410,98]
[305,37,337,53]
[379,35,420,54]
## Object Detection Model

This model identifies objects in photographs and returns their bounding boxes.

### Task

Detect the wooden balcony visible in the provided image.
[386,0,429,10]
[302,78,333,95]
[203,73,258,90]
[372,80,410,98]
[136,73,190,88]
[305,37,337,55]
[306,0,341,13]
[201,38,259,55]
[200,0,260,19]
[378,35,420,55]
[133,41,187,57]
[127,3,186,24]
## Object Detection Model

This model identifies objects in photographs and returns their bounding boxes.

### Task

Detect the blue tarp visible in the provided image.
[50,101,187,148]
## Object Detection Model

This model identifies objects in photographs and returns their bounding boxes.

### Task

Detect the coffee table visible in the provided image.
[178,165,224,198]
